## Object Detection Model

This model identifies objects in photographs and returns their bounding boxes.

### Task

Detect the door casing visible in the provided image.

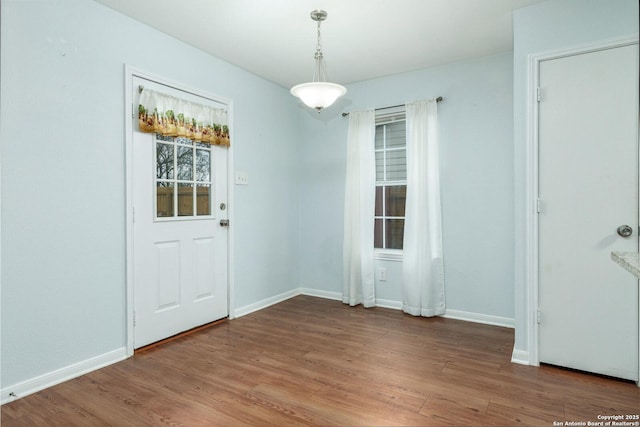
[124,65,236,356]
[522,35,640,376]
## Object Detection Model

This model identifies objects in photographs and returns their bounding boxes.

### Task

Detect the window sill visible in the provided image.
[374,249,403,262]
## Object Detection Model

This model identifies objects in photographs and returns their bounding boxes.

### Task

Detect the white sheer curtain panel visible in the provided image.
[343,110,376,307]
[402,99,445,317]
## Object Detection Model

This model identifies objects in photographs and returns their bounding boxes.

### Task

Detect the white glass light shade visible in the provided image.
[290,82,347,111]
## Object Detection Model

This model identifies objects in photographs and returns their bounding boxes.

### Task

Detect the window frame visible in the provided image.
[154,133,215,222]
[374,108,406,261]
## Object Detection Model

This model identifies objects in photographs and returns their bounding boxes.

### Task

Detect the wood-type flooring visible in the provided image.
[2,295,639,426]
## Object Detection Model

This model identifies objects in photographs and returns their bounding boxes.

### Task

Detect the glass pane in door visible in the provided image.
[157,182,174,217]
[196,149,211,182]
[176,146,193,181]
[178,183,194,216]
[156,143,174,179]
[197,184,211,216]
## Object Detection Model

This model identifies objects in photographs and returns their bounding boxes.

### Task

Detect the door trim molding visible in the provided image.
[124,65,235,355]
[523,34,639,367]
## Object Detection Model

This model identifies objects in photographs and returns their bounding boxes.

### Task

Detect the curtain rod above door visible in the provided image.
[341,96,443,117]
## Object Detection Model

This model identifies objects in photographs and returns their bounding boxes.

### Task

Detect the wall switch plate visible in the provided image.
[235,171,249,185]
[379,268,387,282]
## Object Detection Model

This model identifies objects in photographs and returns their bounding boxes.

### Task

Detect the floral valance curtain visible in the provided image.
[138,88,230,147]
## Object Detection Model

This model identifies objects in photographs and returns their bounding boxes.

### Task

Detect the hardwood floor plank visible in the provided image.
[3,295,639,426]
[420,393,492,427]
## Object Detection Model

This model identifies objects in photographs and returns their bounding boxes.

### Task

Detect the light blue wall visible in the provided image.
[0,0,301,388]
[7,0,626,396]
[298,53,515,319]
[512,0,639,354]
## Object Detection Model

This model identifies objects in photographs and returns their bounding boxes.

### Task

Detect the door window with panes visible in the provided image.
[155,134,213,219]
[374,113,406,250]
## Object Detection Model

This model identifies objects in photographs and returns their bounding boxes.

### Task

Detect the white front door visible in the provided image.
[132,76,229,349]
[538,44,639,381]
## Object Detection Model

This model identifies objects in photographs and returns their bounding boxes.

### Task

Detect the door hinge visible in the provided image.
[536,87,542,102]
[536,308,541,324]
[133,207,136,223]
[133,311,136,327]
[536,198,542,214]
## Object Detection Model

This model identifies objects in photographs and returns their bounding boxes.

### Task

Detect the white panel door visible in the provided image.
[538,44,639,380]
[132,77,228,349]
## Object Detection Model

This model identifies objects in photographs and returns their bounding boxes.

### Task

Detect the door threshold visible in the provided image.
[540,362,637,384]
[134,317,229,354]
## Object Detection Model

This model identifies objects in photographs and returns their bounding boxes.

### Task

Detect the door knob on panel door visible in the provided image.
[616,225,633,237]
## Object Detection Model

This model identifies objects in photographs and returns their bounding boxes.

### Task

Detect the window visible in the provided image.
[155,134,213,219]
[374,112,406,250]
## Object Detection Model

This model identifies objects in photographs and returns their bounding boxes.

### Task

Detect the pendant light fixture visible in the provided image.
[290,10,347,112]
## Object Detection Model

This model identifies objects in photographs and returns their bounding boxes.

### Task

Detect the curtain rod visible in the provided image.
[341,96,443,117]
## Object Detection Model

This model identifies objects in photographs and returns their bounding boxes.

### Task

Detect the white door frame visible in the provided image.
[523,34,640,369]
[124,65,235,356]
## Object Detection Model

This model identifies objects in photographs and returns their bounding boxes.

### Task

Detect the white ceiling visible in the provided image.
[95,0,545,88]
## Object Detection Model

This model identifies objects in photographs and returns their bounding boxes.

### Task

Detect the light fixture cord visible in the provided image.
[313,18,326,83]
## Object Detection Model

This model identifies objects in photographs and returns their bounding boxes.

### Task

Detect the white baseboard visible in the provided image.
[296,291,514,329]
[300,288,341,301]
[298,292,514,330]
[443,309,514,329]
[375,298,403,310]
[233,288,406,315]
[299,291,402,311]
[1,291,522,406]
[233,289,301,318]
[511,348,531,365]
[1,347,128,405]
